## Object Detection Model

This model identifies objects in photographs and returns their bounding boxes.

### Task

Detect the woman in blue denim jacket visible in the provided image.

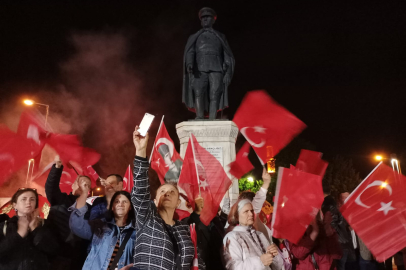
[70,180,136,270]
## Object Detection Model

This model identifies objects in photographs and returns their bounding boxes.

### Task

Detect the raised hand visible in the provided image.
[133,125,149,158]
[54,155,62,168]
[194,195,204,215]
[260,253,274,266]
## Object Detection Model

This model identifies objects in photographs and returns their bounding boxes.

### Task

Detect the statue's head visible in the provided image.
[199,7,216,29]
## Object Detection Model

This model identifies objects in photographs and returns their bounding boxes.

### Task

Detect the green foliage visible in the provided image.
[239,177,264,193]
[322,155,362,201]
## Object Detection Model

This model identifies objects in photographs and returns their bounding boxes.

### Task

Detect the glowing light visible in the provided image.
[282,202,285,207]
[23,100,34,106]
[375,155,383,161]
[247,177,254,182]
[96,187,101,191]
[381,182,387,188]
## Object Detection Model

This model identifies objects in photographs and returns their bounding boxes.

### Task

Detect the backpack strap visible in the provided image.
[2,220,7,236]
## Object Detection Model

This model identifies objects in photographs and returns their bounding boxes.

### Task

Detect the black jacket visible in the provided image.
[182,212,227,270]
[45,164,88,270]
[0,216,59,270]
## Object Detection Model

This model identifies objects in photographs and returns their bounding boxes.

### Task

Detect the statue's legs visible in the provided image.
[193,72,209,119]
[208,72,223,120]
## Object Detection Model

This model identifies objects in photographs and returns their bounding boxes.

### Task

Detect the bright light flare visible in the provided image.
[23,99,34,106]
[96,187,101,191]
[281,202,285,207]
[381,182,387,188]
[375,155,383,161]
[247,177,254,182]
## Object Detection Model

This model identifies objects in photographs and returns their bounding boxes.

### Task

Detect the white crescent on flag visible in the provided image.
[155,138,174,158]
[355,180,395,215]
[240,126,266,148]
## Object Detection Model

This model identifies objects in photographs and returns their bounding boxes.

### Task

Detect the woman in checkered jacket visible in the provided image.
[130,126,205,270]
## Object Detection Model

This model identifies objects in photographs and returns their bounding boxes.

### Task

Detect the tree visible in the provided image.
[322,155,362,201]
[238,176,263,193]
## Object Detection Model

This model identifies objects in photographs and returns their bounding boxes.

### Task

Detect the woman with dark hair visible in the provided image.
[69,179,136,270]
[130,126,205,270]
[0,188,59,270]
[223,199,282,270]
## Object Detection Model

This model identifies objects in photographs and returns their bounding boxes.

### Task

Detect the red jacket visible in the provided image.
[290,212,342,270]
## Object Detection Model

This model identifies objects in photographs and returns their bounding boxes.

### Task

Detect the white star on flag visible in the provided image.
[253,126,266,133]
[199,180,209,191]
[377,201,395,215]
[155,158,160,167]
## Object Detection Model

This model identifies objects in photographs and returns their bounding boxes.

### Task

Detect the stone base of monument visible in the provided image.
[176,120,239,205]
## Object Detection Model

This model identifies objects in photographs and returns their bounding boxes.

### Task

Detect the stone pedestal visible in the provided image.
[176,120,239,204]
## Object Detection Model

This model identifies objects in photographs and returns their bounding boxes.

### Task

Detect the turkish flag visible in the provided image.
[47,133,100,167]
[32,161,80,194]
[178,134,232,225]
[233,90,306,164]
[341,163,406,261]
[17,109,49,172]
[0,126,33,185]
[123,165,133,193]
[228,141,254,179]
[150,122,183,184]
[272,166,324,244]
[296,149,328,177]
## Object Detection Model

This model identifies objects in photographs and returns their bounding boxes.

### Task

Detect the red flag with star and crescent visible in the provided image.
[229,141,254,179]
[341,163,406,262]
[178,134,232,226]
[123,165,133,193]
[150,122,183,184]
[233,90,306,164]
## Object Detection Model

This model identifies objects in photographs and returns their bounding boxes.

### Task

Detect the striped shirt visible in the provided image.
[131,156,205,270]
[108,226,126,269]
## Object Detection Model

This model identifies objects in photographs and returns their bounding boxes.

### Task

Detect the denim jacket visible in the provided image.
[69,204,136,270]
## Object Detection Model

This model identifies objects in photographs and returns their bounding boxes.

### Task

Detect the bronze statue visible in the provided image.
[182,7,235,120]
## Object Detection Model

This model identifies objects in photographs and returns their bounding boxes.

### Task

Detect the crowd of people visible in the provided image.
[0,126,403,270]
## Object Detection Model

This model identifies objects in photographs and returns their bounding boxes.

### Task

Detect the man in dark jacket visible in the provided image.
[182,196,227,270]
[45,156,91,270]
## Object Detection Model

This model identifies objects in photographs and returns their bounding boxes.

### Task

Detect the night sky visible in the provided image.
[1,1,405,178]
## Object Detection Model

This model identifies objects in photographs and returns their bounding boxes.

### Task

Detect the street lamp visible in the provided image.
[373,154,401,174]
[375,155,383,161]
[23,99,50,128]
[23,99,50,185]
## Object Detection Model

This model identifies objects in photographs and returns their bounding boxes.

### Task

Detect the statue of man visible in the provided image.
[182,7,235,120]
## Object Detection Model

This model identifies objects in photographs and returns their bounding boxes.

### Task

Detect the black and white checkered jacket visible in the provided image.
[131,156,205,270]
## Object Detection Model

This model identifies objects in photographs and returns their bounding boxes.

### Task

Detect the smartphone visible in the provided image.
[138,113,155,137]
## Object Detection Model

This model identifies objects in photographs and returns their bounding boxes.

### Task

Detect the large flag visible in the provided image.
[47,133,100,167]
[272,166,324,244]
[178,134,232,225]
[150,121,183,184]
[228,141,254,179]
[0,126,33,185]
[17,109,49,172]
[296,149,328,177]
[123,165,133,193]
[233,90,306,164]
[341,163,406,261]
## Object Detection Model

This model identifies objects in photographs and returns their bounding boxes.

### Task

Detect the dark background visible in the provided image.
[1,0,405,179]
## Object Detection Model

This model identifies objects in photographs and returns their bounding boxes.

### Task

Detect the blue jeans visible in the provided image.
[359,256,378,270]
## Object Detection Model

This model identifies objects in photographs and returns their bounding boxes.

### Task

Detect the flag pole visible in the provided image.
[149,115,165,163]
[190,133,201,196]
